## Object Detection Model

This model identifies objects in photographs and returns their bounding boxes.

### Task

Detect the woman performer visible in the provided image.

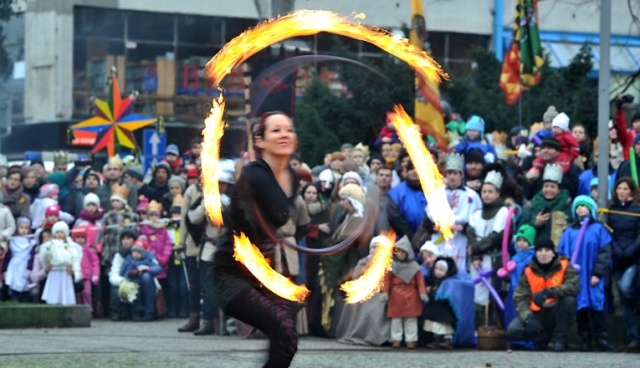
[207,111,301,367]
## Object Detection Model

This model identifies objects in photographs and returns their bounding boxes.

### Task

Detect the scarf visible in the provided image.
[481,200,504,220]
[391,256,421,283]
[80,209,104,223]
[307,201,326,216]
[531,189,570,214]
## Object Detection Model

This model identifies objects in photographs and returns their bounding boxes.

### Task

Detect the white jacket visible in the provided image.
[39,239,82,282]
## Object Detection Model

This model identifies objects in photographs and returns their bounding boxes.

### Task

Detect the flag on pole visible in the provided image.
[410,0,447,151]
[499,0,545,104]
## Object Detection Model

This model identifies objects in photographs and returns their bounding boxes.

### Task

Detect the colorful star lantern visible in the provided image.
[71,71,157,157]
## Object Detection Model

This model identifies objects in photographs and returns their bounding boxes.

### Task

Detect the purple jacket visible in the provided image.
[140,224,173,279]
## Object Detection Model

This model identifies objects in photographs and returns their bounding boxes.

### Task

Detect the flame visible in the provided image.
[233,233,310,303]
[389,105,455,241]
[201,93,226,226]
[340,231,395,304]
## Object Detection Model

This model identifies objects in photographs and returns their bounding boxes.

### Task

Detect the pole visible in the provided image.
[494,0,505,62]
[597,0,611,210]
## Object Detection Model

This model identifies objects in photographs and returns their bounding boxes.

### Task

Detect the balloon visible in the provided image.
[497,206,517,278]
[570,217,591,272]
[474,266,504,310]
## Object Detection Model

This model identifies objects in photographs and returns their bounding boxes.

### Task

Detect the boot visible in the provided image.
[141,312,155,322]
[595,334,616,352]
[427,335,443,349]
[194,319,215,336]
[579,332,592,352]
[626,340,640,351]
[439,335,453,350]
[178,316,200,332]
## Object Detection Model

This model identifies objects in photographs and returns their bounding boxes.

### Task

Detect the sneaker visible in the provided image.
[141,312,155,322]
[439,338,453,350]
[626,340,640,351]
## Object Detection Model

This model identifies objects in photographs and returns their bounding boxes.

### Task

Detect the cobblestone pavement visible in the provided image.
[0,319,637,367]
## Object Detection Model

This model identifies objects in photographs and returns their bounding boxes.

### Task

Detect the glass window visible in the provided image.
[128,11,174,43]
[74,6,125,39]
[177,15,223,46]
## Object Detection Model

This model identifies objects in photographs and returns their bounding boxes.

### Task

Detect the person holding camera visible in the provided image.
[506,237,579,352]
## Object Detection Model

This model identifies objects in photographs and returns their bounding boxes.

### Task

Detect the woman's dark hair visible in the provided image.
[572,123,591,145]
[252,111,290,158]
[38,228,52,245]
[612,176,640,204]
[301,182,324,203]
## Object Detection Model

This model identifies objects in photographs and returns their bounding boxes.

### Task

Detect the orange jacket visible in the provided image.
[524,258,569,312]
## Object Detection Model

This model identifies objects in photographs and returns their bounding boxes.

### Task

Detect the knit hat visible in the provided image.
[340,172,363,187]
[464,149,485,165]
[45,204,61,217]
[534,237,555,252]
[340,143,354,152]
[132,237,149,256]
[435,259,449,271]
[168,176,186,191]
[39,183,60,199]
[137,197,149,213]
[465,115,485,135]
[571,194,598,220]
[16,216,31,228]
[71,226,88,240]
[551,112,570,132]
[83,171,102,186]
[52,221,69,238]
[187,166,199,179]
[154,161,173,176]
[590,177,598,188]
[83,192,100,208]
[166,144,179,156]
[120,227,138,241]
[516,224,536,247]
[543,105,559,123]
[419,241,439,256]
[541,137,562,151]
[125,166,144,182]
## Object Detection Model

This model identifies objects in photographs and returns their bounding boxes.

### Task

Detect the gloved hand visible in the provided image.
[524,315,545,335]
[91,275,99,285]
[137,265,150,272]
[517,144,532,158]
[127,269,140,279]
[379,292,389,303]
[532,289,550,308]
[484,152,495,164]
[420,293,429,303]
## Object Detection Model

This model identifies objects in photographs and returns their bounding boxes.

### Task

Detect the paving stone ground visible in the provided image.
[0,319,637,367]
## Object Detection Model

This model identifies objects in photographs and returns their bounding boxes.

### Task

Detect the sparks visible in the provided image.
[389,105,455,241]
[233,233,310,303]
[341,231,395,304]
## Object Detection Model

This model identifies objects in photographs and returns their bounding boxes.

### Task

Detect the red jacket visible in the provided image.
[382,270,426,318]
[554,130,580,160]
[614,107,632,160]
[81,245,100,281]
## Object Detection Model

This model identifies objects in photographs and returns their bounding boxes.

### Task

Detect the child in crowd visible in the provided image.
[102,183,139,270]
[120,238,162,321]
[136,197,149,222]
[30,184,74,230]
[71,226,99,312]
[166,195,188,318]
[423,257,458,349]
[532,112,580,173]
[75,193,103,254]
[532,105,558,143]
[39,222,82,305]
[374,114,401,149]
[163,177,185,217]
[558,195,615,351]
[5,218,35,302]
[455,115,497,163]
[108,229,137,321]
[381,235,427,349]
[26,228,52,302]
[139,200,172,313]
[467,170,510,306]
[505,224,537,348]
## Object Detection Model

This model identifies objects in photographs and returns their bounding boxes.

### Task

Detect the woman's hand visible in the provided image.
[318,223,330,234]
[590,276,600,286]
[535,212,551,227]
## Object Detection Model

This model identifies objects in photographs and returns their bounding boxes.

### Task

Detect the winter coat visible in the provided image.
[39,239,82,282]
[140,223,173,278]
[2,185,31,219]
[467,201,509,260]
[382,269,426,318]
[179,184,201,257]
[75,209,104,252]
[80,245,100,281]
[5,236,37,292]
[0,203,16,239]
[120,253,162,280]
[520,189,572,243]
[109,253,125,287]
[558,220,612,311]
[100,208,139,267]
[513,255,580,321]
[388,181,427,233]
[577,165,616,197]
[455,138,498,163]
[607,200,640,270]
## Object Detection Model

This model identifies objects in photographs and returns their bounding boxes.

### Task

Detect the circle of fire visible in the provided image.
[201,10,454,303]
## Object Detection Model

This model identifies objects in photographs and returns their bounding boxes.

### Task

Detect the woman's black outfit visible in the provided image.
[206,159,299,367]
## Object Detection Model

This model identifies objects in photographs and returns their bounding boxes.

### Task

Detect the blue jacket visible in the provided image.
[388,182,427,233]
[120,253,162,279]
[434,270,477,347]
[577,167,616,197]
[607,200,640,270]
[455,138,497,161]
[558,221,612,311]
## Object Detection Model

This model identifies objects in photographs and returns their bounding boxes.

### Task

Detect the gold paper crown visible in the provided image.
[445,153,464,172]
[53,151,68,166]
[110,183,130,203]
[171,194,183,208]
[108,155,124,168]
[146,200,162,213]
[542,164,563,184]
[484,170,504,190]
[353,142,370,159]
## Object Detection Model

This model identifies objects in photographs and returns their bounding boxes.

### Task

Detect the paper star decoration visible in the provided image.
[71,71,157,157]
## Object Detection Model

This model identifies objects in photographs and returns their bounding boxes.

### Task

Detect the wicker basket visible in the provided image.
[477,304,507,350]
